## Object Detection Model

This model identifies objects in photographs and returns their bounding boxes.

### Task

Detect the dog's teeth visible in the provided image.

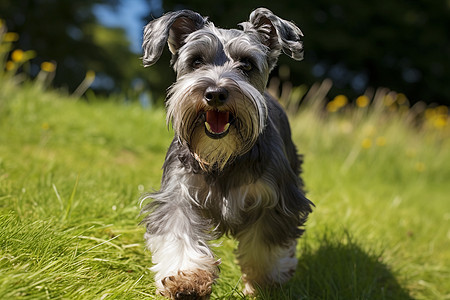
[205,122,212,133]
[205,122,230,134]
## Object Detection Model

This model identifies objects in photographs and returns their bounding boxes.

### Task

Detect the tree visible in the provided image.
[0,0,146,95]
[156,0,450,105]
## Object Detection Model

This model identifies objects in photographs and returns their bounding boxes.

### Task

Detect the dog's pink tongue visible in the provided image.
[206,111,229,133]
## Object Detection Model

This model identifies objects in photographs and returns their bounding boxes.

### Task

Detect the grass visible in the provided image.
[1,78,449,298]
[290,102,450,299]
[0,83,168,299]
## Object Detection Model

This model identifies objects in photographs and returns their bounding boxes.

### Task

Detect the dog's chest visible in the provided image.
[193,176,277,228]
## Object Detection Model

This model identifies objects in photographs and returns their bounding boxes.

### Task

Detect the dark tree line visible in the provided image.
[1,0,449,105]
[158,0,450,105]
[0,0,149,95]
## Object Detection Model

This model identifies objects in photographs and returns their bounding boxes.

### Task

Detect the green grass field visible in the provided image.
[1,78,449,300]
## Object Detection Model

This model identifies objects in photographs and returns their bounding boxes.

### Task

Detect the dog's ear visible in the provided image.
[241,8,304,63]
[142,10,206,67]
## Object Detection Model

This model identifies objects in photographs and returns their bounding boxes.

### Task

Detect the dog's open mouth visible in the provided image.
[204,110,232,139]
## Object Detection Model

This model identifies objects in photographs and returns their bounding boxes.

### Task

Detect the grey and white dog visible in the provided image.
[140,8,313,299]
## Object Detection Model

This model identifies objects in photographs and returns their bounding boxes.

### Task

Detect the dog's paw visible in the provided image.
[158,269,216,300]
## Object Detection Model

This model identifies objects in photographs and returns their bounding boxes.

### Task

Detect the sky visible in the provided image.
[93,0,163,53]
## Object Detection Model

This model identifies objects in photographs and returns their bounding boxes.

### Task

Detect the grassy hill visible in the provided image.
[0,79,449,299]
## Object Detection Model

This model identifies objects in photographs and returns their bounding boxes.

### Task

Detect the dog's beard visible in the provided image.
[190,127,238,171]
[166,68,267,172]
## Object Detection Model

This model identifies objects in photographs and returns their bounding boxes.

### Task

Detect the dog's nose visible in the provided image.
[204,86,228,107]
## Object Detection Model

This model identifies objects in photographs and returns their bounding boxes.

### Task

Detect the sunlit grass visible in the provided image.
[0,82,168,299]
[286,86,449,299]
[1,21,449,299]
[1,82,449,299]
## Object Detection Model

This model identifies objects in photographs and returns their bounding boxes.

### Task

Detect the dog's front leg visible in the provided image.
[144,199,218,299]
[236,218,299,295]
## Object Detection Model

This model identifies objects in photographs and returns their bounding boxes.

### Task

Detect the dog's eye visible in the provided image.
[239,58,253,72]
[192,58,204,69]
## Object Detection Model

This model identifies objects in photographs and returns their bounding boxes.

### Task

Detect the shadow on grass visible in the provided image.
[259,232,413,300]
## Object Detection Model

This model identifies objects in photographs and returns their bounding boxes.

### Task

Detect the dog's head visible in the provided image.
[142,8,303,171]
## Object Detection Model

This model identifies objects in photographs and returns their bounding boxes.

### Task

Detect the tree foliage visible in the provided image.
[0,0,147,95]
[160,0,450,105]
[1,0,448,105]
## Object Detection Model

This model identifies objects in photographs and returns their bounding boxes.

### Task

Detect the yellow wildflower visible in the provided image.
[361,138,372,149]
[326,101,338,112]
[396,93,408,105]
[41,61,56,73]
[383,94,395,107]
[41,122,50,130]
[434,115,447,129]
[4,32,20,42]
[425,106,449,129]
[326,95,348,112]
[85,70,96,80]
[11,49,24,62]
[433,106,448,129]
[356,95,370,108]
[333,95,348,108]
[5,60,15,71]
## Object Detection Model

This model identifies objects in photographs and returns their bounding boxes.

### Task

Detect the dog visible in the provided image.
[140,8,313,299]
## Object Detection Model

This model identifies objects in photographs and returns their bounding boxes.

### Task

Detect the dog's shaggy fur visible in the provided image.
[140,8,313,299]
